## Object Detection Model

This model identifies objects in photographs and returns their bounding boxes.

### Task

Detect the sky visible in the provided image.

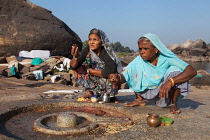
[29,0,210,51]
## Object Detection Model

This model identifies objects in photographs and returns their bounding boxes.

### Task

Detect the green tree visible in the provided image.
[112,42,122,52]
[83,40,88,48]
[125,46,132,53]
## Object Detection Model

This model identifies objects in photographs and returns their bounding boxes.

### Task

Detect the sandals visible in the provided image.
[169,104,181,115]
[124,99,146,107]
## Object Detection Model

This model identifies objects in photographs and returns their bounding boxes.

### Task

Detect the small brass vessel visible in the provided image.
[146,113,161,127]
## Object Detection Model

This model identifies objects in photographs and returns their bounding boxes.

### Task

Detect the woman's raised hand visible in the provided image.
[71,44,79,58]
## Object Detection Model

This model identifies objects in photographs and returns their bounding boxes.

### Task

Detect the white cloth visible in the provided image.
[51,75,60,83]
[53,64,64,71]
[19,50,50,60]
[43,90,82,93]
[63,58,71,70]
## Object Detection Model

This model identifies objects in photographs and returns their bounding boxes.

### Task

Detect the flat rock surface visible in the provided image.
[0,75,210,140]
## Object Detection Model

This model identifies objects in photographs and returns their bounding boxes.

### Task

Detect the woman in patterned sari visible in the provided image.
[70,28,119,102]
[109,33,197,114]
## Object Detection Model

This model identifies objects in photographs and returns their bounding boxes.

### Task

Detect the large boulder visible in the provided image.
[171,39,209,58]
[189,48,207,56]
[121,52,138,66]
[179,40,193,51]
[181,50,189,57]
[167,43,181,54]
[189,70,210,86]
[189,39,208,56]
[190,39,208,49]
[0,0,82,57]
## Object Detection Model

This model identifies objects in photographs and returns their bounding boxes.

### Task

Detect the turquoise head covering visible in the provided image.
[122,33,179,92]
[142,33,176,58]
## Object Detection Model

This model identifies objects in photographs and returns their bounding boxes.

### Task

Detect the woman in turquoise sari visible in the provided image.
[109,33,197,114]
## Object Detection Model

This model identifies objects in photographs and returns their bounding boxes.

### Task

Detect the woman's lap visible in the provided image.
[136,70,190,107]
[75,74,118,96]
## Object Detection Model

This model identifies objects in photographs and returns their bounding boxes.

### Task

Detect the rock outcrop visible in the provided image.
[120,52,139,67]
[189,70,210,86]
[0,0,82,57]
[189,39,208,56]
[168,39,209,57]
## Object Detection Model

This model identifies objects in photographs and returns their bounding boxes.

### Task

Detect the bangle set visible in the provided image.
[87,69,91,74]
[168,78,175,87]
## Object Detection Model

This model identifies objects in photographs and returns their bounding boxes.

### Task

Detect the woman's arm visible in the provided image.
[88,69,103,77]
[88,48,117,78]
[159,65,197,98]
[87,60,116,78]
[88,59,117,78]
[171,65,197,83]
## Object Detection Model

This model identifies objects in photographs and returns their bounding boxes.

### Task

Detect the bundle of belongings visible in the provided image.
[0,50,75,86]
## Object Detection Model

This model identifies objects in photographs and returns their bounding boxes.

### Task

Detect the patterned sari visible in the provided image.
[74,29,118,97]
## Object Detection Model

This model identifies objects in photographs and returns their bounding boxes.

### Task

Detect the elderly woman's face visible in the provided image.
[88,34,102,51]
[138,38,158,62]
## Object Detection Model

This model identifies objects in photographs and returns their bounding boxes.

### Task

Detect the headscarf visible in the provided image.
[89,28,118,64]
[142,33,176,58]
[122,33,179,92]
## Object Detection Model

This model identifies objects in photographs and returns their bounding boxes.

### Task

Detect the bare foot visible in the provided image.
[170,104,181,115]
[113,97,121,103]
[124,99,146,107]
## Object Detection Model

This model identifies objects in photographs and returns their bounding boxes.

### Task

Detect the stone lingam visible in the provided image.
[33,112,98,135]
[57,112,78,128]
[33,111,132,135]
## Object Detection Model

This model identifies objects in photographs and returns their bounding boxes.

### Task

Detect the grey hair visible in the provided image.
[138,37,150,43]
[138,37,155,47]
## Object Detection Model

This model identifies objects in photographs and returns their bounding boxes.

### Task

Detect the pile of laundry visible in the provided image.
[0,50,76,86]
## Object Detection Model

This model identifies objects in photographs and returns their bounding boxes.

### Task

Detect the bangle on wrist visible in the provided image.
[168,78,175,87]
[87,69,91,74]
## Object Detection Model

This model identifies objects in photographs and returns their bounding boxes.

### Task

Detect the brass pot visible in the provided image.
[146,113,160,127]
